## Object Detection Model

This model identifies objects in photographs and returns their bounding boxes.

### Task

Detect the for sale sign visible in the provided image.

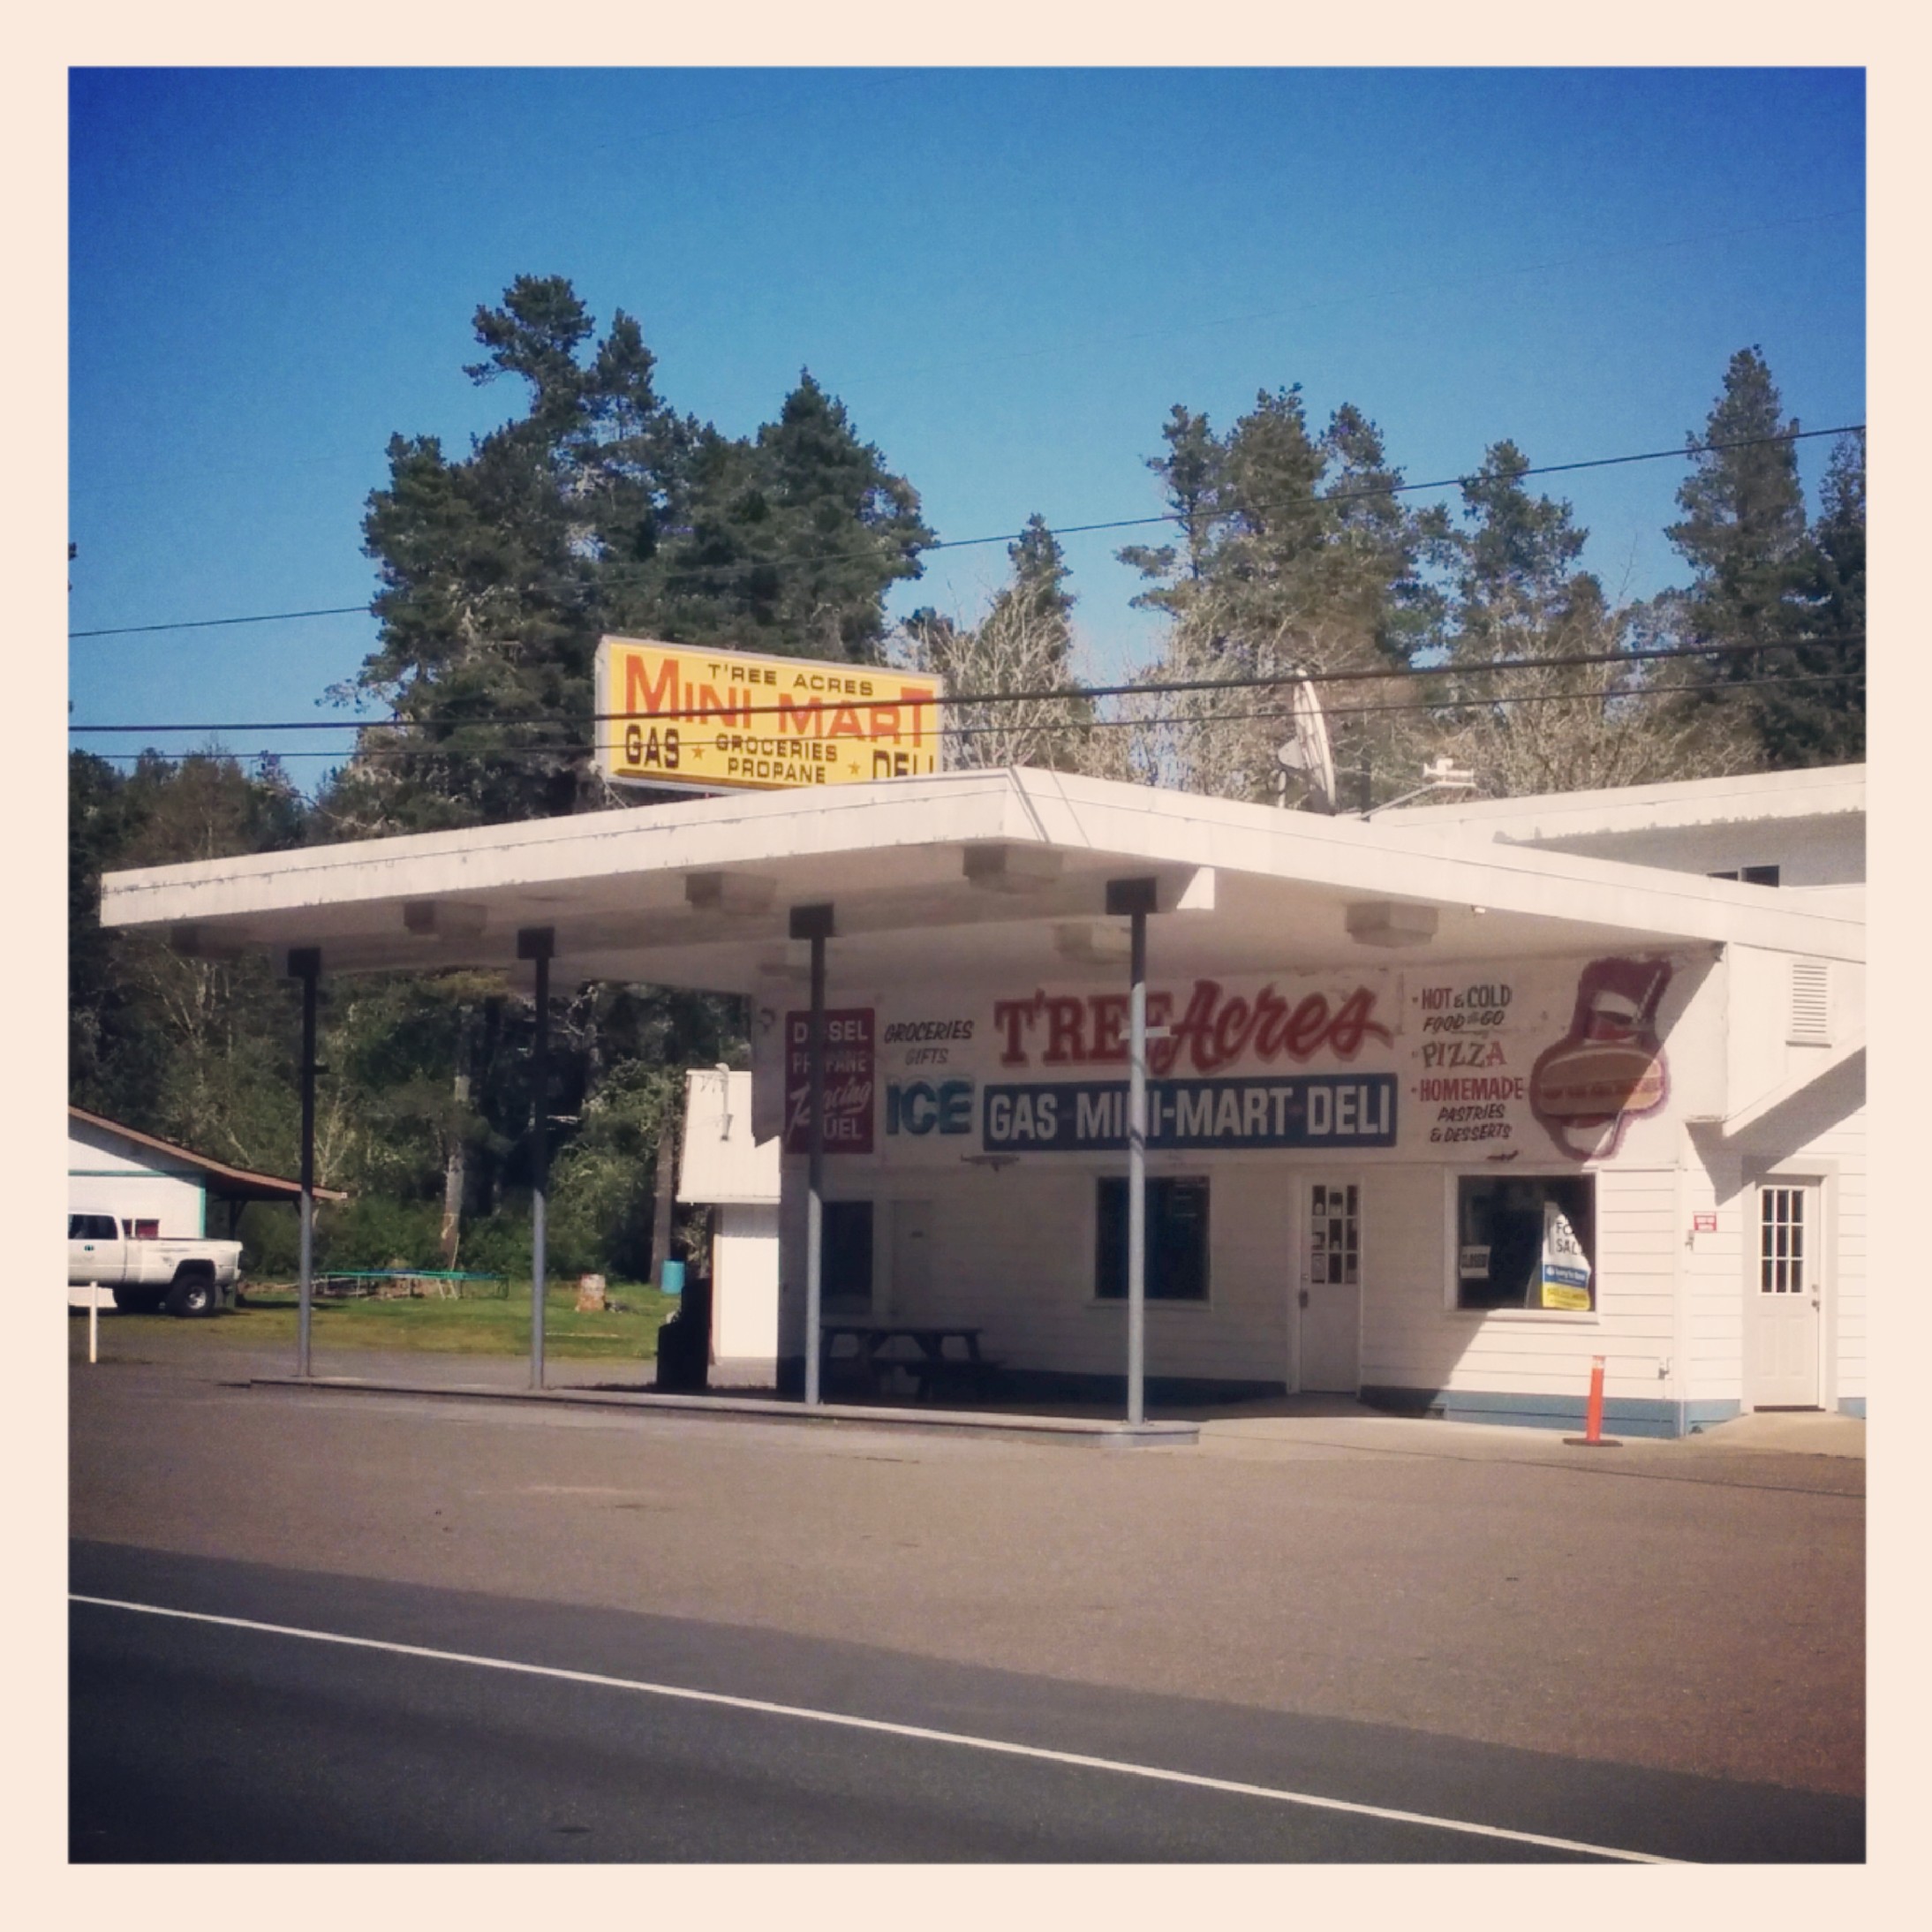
[594,636,943,793]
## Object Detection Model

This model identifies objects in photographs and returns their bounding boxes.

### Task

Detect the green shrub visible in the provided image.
[314,1194,445,1271]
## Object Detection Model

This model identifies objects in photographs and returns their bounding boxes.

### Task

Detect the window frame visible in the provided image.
[818,1198,875,1309]
[1093,1174,1211,1305]
[1445,1170,1599,1317]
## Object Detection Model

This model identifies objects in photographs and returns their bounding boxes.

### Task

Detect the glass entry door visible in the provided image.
[1298,1181,1362,1393]
[1747,1182,1822,1407]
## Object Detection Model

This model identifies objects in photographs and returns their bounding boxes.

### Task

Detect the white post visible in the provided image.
[1106,878,1159,1427]
[89,1282,99,1364]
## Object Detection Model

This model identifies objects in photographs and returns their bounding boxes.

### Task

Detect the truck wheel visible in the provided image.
[165,1267,218,1318]
[111,1286,162,1315]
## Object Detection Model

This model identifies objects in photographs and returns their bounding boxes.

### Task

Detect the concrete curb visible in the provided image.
[248,1376,1199,1447]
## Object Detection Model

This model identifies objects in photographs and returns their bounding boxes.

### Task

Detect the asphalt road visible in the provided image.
[67,1331,1866,1863]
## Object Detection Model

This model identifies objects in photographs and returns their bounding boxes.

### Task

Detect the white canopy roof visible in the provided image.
[100,768,1863,995]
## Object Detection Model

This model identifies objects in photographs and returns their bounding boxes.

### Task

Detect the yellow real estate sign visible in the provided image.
[594,636,944,792]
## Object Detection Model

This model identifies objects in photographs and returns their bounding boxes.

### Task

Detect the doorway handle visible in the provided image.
[1298,1289,1309,1309]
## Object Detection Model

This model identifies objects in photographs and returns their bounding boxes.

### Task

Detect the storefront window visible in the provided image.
[819,1200,873,1306]
[1096,1177,1209,1302]
[1455,1175,1596,1311]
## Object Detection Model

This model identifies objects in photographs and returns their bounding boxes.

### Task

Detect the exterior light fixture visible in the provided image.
[403,900,487,940]
[1345,901,1440,947]
[1054,921,1134,965]
[962,843,1063,893]
[685,872,777,915]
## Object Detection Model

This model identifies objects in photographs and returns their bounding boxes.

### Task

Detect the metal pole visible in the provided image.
[290,947,321,1380]
[790,903,834,1406]
[1128,905,1147,1427]
[806,928,826,1407]
[518,928,555,1392]
[1106,879,1158,1428]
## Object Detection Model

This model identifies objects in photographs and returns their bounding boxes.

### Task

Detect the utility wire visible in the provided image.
[68,422,1866,641]
[67,630,1867,736]
[72,667,1863,766]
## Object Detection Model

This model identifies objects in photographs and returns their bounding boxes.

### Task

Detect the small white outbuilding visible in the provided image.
[676,1068,780,1376]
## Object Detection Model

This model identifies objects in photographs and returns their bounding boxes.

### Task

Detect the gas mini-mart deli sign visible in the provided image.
[594,636,943,793]
[756,957,1690,1165]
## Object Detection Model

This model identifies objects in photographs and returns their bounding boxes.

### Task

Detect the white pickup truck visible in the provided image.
[67,1212,243,1317]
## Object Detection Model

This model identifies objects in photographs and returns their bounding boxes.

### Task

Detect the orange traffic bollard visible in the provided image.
[1564,1354,1621,1447]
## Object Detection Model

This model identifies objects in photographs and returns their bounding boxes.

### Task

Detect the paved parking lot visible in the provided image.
[69,1319,1865,1808]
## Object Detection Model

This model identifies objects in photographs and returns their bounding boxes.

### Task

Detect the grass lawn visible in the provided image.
[78,1282,678,1362]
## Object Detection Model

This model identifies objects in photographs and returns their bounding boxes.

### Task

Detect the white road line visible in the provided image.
[72,1592,1676,1864]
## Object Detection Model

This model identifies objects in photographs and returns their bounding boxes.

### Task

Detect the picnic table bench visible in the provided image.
[819,1323,1003,1403]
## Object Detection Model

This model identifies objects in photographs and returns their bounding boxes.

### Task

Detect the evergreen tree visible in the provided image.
[334,280,932,835]
[1439,441,1604,662]
[1664,348,1863,766]
[1116,388,1435,804]
[1760,431,1865,766]
[1666,346,1807,677]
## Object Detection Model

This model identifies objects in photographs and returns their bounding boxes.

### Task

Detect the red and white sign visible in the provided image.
[784,1008,875,1155]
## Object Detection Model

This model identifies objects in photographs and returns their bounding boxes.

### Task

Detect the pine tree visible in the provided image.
[336,282,932,834]
[1666,347,1807,679]
[1664,349,1862,766]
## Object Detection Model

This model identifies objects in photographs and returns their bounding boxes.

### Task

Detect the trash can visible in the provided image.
[660,1259,686,1295]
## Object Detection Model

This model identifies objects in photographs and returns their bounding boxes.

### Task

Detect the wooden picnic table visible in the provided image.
[819,1323,1001,1403]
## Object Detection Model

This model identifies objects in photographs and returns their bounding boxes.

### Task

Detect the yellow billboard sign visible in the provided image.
[594,637,944,793]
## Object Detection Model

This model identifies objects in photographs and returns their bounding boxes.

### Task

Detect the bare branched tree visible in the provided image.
[1113,592,1433,810]
[1425,594,1759,801]
[893,602,1128,778]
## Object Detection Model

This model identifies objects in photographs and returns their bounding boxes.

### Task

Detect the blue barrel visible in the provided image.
[660,1259,685,1295]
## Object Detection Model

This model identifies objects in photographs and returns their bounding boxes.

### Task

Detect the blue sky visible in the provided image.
[68,67,1866,784]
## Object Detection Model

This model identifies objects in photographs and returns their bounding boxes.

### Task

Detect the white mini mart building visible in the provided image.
[101,763,1864,1436]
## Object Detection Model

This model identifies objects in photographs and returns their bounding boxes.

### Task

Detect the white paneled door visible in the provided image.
[1747,1183,1822,1407]
[1298,1180,1362,1393]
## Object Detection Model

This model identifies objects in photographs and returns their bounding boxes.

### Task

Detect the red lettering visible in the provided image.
[1044,997,1086,1064]
[625,652,680,716]
[1327,985,1394,1058]
[778,694,823,736]
[1211,993,1255,1069]
[1088,993,1128,1061]
[1251,984,1289,1057]
[868,705,900,739]
[990,979,1391,1070]
[826,705,864,738]
[1283,994,1331,1058]
[993,994,1042,1065]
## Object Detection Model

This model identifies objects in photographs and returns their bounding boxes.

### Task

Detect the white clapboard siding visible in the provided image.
[1362,1166,1679,1400]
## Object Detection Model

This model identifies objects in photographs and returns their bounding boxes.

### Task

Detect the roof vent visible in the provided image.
[1789,960,1831,1045]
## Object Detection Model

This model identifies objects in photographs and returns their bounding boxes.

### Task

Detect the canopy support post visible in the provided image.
[791,903,835,1406]
[518,927,555,1392]
[1107,879,1160,1428]
[287,947,321,1381]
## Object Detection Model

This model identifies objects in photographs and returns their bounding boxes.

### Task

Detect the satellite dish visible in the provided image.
[1274,673,1336,814]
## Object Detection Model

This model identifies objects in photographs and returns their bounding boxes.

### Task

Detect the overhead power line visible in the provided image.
[67,422,1866,642]
[66,630,1867,738]
[68,667,1867,768]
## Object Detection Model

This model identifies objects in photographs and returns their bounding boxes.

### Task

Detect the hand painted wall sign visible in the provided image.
[990,979,1391,1075]
[885,1079,975,1136]
[784,1008,875,1154]
[596,637,941,793]
[1529,957,1672,1161]
[982,1075,1398,1151]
